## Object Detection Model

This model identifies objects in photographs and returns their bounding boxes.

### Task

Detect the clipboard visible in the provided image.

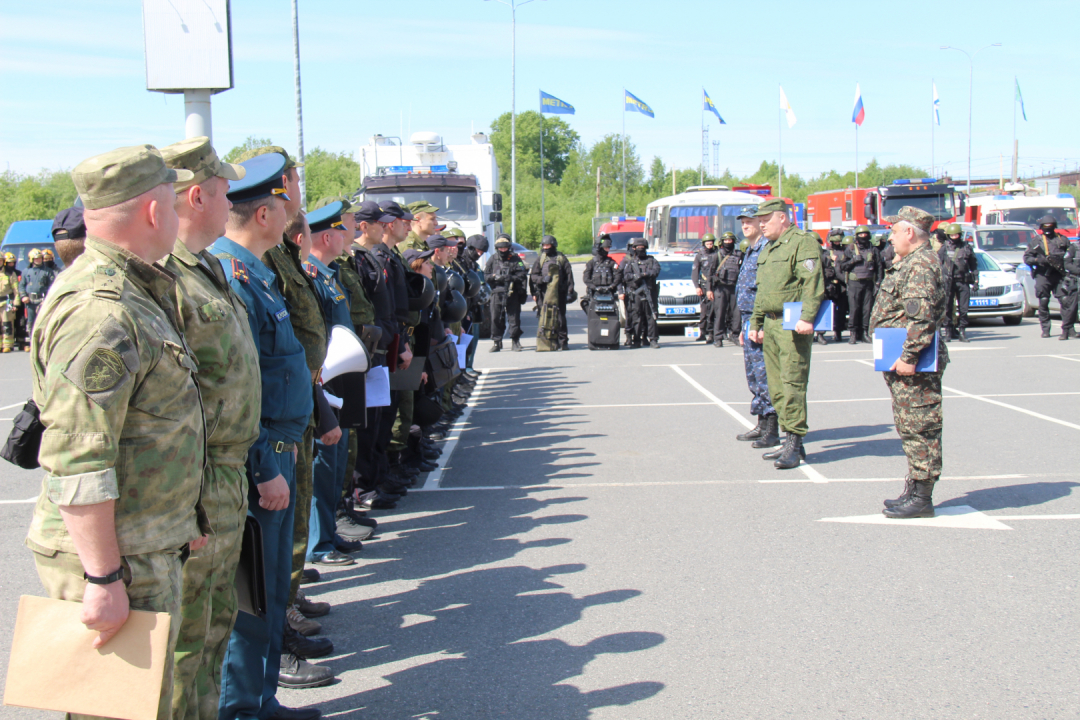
[872,328,939,372]
[388,356,426,391]
[4,595,171,720]
[235,515,267,618]
[782,300,834,331]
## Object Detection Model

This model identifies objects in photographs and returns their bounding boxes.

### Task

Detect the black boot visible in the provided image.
[773,432,806,469]
[751,414,781,449]
[883,477,914,508]
[490,339,502,352]
[736,415,765,442]
[283,624,333,659]
[1041,324,1051,338]
[958,328,970,343]
[848,334,858,345]
[511,339,522,352]
[883,479,936,518]
[815,332,827,346]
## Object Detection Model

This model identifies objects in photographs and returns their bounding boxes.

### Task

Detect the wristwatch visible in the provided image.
[83,567,124,585]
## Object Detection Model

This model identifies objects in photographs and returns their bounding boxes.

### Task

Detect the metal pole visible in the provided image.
[540,91,544,235]
[183,89,212,142]
[778,87,783,199]
[855,124,859,189]
[941,44,1001,194]
[595,165,601,218]
[291,0,306,206]
[510,3,516,243]
[622,88,627,214]
[700,89,704,186]
[1012,76,1018,184]
[931,79,935,178]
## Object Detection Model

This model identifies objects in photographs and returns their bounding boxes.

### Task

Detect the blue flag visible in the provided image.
[703,89,726,124]
[625,90,654,118]
[540,90,574,115]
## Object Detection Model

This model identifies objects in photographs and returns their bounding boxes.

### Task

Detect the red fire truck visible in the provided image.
[806,179,965,240]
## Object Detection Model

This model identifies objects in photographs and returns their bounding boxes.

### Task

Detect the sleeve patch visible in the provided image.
[803,258,816,272]
[905,299,921,316]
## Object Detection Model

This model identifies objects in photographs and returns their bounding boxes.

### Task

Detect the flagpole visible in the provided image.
[540,91,545,235]
[855,124,859,189]
[700,88,705,186]
[778,86,783,199]
[622,87,627,214]
[931,79,935,179]
[1011,76,1018,184]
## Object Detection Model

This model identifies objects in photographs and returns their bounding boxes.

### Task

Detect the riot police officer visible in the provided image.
[839,225,882,343]
[822,229,848,342]
[1058,241,1080,340]
[709,231,742,347]
[692,233,719,342]
[619,237,660,348]
[938,223,978,342]
[485,234,527,352]
[1023,215,1072,338]
[531,235,575,350]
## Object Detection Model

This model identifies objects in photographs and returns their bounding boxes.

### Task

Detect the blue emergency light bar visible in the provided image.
[385,165,450,174]
[609,216,646,221]
[892,178,937,185]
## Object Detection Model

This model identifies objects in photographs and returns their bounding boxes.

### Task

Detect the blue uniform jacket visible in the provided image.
[736,236,768,314]
[211,237,313,484]
[304,255,353,333]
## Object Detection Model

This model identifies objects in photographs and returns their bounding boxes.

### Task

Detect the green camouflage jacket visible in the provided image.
[263,236,327,378]
[870,241,950,368]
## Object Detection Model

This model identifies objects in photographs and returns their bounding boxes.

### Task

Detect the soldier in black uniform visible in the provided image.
[583,236,623,350]
[938,223,978,343]
[619,237,660,348]
[822,229,848,342]
[485,234,527,352]
[1023,215,1072,338]
[708,231,742,347]
[1058,241,1080,340]
[530,235,575,350]
[840,225,882,343]
[691,233,719,343]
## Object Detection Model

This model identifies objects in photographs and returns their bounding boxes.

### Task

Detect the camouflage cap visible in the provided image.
[406,200,439,216]
[312,195,355,212]
[72,144,194,210]
[161,136,245,193]
[234,145,304,169]
[883,206,934,234]
[444,227,466,239]
[752,198,787,217]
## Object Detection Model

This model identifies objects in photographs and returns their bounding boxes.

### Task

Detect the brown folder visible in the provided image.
[3,595,170,720]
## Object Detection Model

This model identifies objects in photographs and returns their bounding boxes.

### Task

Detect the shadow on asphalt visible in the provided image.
[938,481,1079,511]
[804,424,901,463]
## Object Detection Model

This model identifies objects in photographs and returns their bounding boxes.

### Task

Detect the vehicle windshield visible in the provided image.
[1001,207,1078,229]
[657,260,694,281]
[882,192,954,221]
[976,253,1001,272]
[663,204,753,252]
[364,187,478,220]
[600,232,638,251]
[974,228,1037,251]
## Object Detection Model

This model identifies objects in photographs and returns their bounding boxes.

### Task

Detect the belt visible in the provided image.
[765,312,781,320]
[272,441,296,453]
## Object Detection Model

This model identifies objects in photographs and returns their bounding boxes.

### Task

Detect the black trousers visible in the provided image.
[831,291,849,336]
[698,294,714,339]
[712,284,736,342]
[490,290,522,341]
[944,281,971,333]
[847,278,875,337]
[627,291,657,344]
[1059,284,1078,335]
[1035,275,1061,331]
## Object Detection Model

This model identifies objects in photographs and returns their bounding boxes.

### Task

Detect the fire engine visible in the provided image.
[964,187,1078,240]
[806,179,965,240]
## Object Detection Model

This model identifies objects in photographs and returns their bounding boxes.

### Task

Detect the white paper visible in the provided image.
[601,328,609,337]
[456,343,468,369]
[365,366,391,408]
[684,326,701,338]
[783,306,793,323]
[873,338,883,360]
[323,390,343,409]
[458,333,474,348]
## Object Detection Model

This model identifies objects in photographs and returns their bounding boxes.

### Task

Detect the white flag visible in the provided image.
[933,83,941,126]
[779,85,797,128]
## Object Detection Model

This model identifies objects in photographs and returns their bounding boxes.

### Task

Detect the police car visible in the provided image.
[655,255,700,326]
[969,249,1024,325]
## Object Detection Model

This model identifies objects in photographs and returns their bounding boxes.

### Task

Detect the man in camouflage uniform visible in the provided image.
[27,145,205,720]
[160,138,261,720]
[749,199,825,469]
[0,251,20,352]
[402,200,442,252]
[871,206,949,519]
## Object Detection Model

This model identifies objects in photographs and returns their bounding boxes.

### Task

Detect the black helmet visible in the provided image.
[406,272,436,311]
[464,270,481,298]
[541,234,558,248]
[433,265,448,294]
[630,237,648,249]
[447,270,465,295]
[1038,214,1058,229]
[441,289,468,323]
[596,234,612,251]
[827,228,845,240]
[467,234,489,252]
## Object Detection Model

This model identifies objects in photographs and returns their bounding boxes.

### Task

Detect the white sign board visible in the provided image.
[143,0,233,92]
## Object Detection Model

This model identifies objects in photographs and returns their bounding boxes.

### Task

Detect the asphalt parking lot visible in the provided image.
[1,287,1078,718]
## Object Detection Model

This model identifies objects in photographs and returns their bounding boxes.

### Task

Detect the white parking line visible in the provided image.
[421,370,490,490]
[0,402,25,412]
[0,497,39,505]
[473,402,714,412]
[994,514,1080,520]
[761,474,1028,484]
[942,385,1080,431]
[1044,355,1080,364]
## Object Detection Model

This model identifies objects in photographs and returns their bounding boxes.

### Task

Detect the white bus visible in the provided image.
[966,191,1078,240]
[643,187,770,253]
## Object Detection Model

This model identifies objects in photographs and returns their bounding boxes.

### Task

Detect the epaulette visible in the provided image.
[231,259,250,284]
[303,262,319,279]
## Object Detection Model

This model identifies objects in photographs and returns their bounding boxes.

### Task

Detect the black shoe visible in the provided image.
[278,653,334,689]
[560,341,569,350]
[773,432,806,469]
[848,335,858,345]
[650,339,660,349]
[736,415,766,442]
[815,332,827,346]
[958,329,970,343]
[301,567,321,584]
[1041,328,1051,338]
[1060,332,1070,341]
[883,480,936,518]
[511,340,523,351]
[296,591,331,618]
[834,332,842,342]
[269,705,322,720]
[313,550,354,566]
[751,414,781,449]
[860,335,873,344]
[284,625,334,659]
[883,477,915,509]
[490,341,502,352]
[333,535,363,554]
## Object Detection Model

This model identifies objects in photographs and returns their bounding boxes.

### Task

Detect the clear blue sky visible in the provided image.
[2,0,1077,183]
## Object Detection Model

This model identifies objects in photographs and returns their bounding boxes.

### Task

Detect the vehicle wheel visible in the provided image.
[1002,315,1022,326]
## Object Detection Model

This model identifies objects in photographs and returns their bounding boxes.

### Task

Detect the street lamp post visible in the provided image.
[486,0,542,245]
[940,43,1002,194]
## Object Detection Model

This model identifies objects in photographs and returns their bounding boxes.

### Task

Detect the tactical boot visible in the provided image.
[296,590,331,618]
[958,329,970,343]
[715,337,724,348]
[511,339,522,351]
[650,339,660,349]
[773,432,806,469]
[287,605,321,636]
[848,334,858,345]
[278,653,334,689]
[860,332,873,344]
[1041,324,1051,338]
[736,415,766,442]
[834,331,843,342]
[883,477,915,508]
[490,339,502,352]
[883,480,936,519]
[815,332,827,345]
[283,624,333,659]
[751,414,781,449]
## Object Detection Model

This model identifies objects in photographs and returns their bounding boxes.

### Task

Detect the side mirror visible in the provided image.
[957,194,967,217]
[492,193,503,211]
[489,211,502,222]
[863,192,877,224]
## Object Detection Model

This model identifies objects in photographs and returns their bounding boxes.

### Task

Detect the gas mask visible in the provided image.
[544,246,557,257]
[635,247,648,258]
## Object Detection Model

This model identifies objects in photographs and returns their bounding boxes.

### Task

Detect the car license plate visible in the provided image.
[970,297,999,307]
[664,306,695,315]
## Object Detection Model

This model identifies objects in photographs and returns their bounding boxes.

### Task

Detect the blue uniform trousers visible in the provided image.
[307,429,349,560]
[219,449,296,720]
[742,312,776,418]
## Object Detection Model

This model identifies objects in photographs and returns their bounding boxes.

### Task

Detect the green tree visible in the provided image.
[0,169,78,240]
[490,111,579,185]
[223,136,274,164]
[302,147,362,207]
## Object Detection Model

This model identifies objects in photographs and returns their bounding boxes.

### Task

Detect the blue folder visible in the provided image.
[872,328,939,372]
[782,300,834,332]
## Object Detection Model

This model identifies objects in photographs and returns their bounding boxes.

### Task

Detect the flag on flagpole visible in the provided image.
[703,89,726,124]
[1015,78,1027,121]
[933,83,941,125]
[625,90,654,118]
[851,83,865,126]
[540,90,575,115]
[779,85,796,128]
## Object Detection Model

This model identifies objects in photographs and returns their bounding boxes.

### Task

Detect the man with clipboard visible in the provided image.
[871,207,949,519]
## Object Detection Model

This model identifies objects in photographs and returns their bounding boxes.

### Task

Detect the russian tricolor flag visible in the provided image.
[852,83,865,126]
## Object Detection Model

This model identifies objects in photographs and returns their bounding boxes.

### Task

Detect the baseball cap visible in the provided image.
[354,200,395,224]
[72,144,194,210]
[752,198,787,217]
[403,248,435,264]
[160,136,245,193]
